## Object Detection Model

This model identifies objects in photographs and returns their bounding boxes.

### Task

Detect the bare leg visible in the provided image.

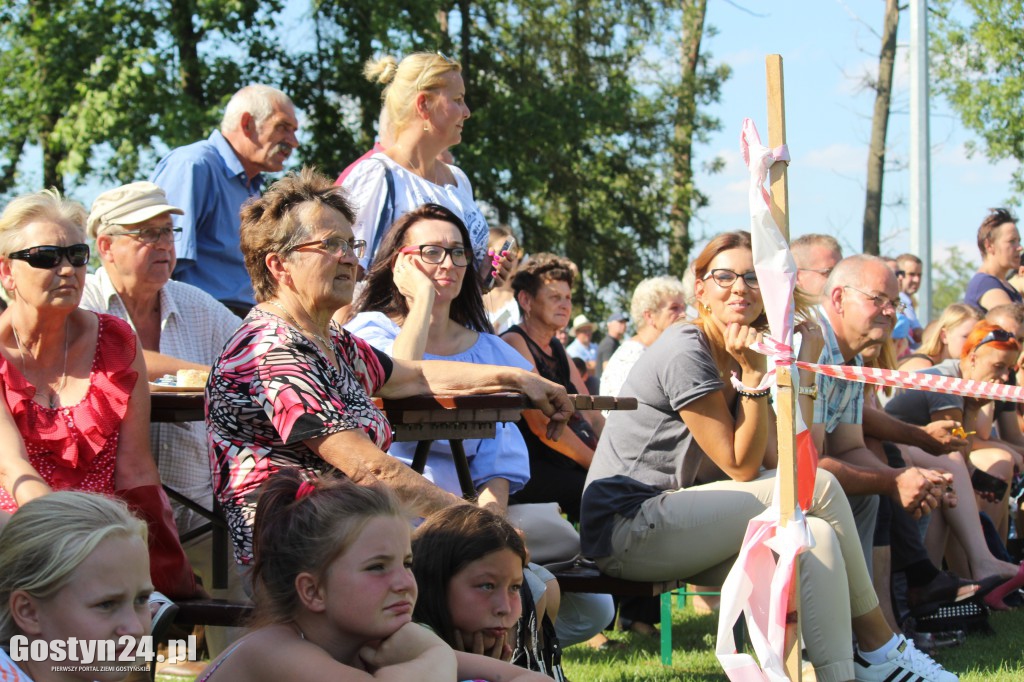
[852,607,897,652]
[970,447,1014,546]
[872,547,900,632]
[902,446,1018,580]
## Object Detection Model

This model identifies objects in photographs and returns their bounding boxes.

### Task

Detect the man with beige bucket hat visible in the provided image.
[81,181,245,660]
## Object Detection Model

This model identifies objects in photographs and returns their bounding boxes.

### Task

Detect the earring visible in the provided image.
[701,302,711,315]
[423,121,430,132]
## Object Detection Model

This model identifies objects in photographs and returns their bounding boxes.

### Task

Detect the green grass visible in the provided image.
[557,604,1024,682]
[157,604,1024,681]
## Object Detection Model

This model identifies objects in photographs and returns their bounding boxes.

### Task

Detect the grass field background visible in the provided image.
[156,600,1024,681]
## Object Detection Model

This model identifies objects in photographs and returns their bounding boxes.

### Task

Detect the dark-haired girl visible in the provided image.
[198,471,548,682]
[414,505,561,681]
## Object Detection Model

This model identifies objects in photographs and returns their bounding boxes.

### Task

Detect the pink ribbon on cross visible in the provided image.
[715,120,815,682]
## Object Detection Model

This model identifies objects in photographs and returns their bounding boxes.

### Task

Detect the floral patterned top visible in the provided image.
[207,308,393,564]
[0,314,137,512]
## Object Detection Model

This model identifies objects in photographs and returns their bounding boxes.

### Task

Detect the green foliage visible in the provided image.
[930,245,978,317]
[0,0,729,318]
[931,0,1024,197]
[0,0,283,194]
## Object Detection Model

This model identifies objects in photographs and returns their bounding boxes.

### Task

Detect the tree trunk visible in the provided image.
[457,0,470,86]
[671,0,707,274]
[863,0,899,255]
[41,128,63,192]
[169,0,206,123]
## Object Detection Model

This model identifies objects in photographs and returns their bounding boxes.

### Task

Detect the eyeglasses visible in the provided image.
[399,244,469,267]
[702,268,759,290]
[290,236,366,260]
[7,244,90,269]
[976,328,1016,350]
[843,285,906,314]
[798,267,833,277]
[107,226,182,244]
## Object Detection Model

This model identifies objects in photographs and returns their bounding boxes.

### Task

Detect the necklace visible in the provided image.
[268,300,333,349]
[12,318,70,409]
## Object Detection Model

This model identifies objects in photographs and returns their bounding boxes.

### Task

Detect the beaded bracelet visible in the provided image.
[735,385,772,399]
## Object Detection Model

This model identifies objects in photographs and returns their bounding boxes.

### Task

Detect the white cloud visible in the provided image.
[719,49,762,68]
[800,143,867,174]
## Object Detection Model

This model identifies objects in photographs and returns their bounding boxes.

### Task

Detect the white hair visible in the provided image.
[630,275,687,330]
[221,85,293,134]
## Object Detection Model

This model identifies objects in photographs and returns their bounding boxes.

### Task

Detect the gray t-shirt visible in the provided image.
[581,323,723,558]
[883,359,963,426]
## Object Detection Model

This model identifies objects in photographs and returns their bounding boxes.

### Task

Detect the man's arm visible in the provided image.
[141,351,210,382]
[862,404,965,455]
[818,422,947,518]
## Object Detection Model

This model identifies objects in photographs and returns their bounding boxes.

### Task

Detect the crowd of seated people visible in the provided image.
[10,60,1024,682]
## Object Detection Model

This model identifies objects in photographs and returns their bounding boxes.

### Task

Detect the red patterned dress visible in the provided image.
[207,308,393,564]
[0,314,137,512]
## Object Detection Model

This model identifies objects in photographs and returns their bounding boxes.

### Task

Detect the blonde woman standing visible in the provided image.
[341,52,512,288]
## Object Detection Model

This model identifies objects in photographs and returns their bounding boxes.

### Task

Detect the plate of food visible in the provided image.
[149,370,209,393]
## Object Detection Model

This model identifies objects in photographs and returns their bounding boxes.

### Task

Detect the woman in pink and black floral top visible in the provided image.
[208,168,572,566]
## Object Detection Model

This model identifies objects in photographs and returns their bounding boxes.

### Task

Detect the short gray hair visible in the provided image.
[791,233,842,265]
[630,276,687,330]
[824,254,889,296]
[221,84,293,134]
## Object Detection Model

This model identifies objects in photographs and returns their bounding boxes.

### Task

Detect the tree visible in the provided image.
[0,0,282,196]
[278,1,446,177]
[930,246,976,317]
[931,0,1024,196]
[862,0,900,256]
[670,0,730,274]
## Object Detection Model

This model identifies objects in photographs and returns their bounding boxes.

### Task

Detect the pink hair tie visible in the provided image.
[295,480,317,500]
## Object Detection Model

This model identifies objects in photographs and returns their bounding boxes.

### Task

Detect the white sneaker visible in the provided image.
[854,635,958,682]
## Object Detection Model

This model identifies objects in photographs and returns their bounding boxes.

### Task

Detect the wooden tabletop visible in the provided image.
[150,391,637,430]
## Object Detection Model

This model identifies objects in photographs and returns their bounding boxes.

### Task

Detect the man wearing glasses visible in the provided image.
[82,181,245,657]
[815,257,961,542]
[792,233,842,301]
[815,255,978,623]
[151,84,299,318]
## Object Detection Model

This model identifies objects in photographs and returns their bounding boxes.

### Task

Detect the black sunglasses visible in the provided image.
[7,244,90,269]
[976,328,1016,350]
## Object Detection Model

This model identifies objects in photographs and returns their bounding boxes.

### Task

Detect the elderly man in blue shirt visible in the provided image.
[151,84,299,317]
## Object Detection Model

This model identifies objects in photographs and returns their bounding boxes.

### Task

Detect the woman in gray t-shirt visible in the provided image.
[580,231,958,682]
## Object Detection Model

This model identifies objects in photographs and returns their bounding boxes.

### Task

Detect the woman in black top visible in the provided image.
[501,254,602,523]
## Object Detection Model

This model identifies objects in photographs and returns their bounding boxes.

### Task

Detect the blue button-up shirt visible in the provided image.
[814,311,864,433]
[151,130,262,308]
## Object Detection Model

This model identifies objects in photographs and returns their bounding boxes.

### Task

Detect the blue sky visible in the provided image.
[691,0,1014,267]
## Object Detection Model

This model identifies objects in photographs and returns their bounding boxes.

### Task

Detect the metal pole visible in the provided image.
[910,0,932,321]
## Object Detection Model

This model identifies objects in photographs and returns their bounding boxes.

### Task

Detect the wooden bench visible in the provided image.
[173,598,254,628]
[159,392,701,664]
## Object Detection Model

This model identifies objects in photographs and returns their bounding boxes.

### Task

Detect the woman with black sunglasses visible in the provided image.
[885,321,1024,609]
[0,188,199,599]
